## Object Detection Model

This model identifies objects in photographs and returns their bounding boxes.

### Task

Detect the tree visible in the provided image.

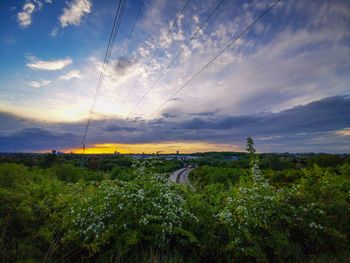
[246,136,265,183]
[246,136,256,154]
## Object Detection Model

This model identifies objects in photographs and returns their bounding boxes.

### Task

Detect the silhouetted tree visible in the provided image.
[246,136,256,154]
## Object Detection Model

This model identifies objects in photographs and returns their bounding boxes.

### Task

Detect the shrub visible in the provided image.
[217,181,300,262]
[62,168,196,257]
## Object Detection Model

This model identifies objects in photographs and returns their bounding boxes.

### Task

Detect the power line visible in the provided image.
[126,0,226,118]
[105,1,144,128]
[134,0,281,128]
[80,0,128,149]
[121,1,144,57]
[121,0,192,109]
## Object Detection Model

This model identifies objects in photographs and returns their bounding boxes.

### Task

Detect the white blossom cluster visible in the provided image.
[216,157,295,252]
[68,162,195,249]
[250,159,268,185]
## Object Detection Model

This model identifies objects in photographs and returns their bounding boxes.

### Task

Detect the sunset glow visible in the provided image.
[69,142,241,154]
[336,128,350,137]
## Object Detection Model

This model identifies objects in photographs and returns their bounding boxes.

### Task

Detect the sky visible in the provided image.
[0,0,349,153]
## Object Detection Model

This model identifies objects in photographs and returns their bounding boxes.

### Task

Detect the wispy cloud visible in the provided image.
[59,0,92,28]
[50,27,59,37]
[26,55,73,71]
[25,79,51,88]
[39,0,349,122]
[117,0,350,120]
[59,70,82,81]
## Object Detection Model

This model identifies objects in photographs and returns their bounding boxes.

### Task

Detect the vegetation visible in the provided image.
[0,143,349,262]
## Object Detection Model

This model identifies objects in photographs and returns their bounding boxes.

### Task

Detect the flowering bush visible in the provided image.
[287,165,350,255]
[217,180,299,261]
[215,163,350,262]
[63,164,195,255]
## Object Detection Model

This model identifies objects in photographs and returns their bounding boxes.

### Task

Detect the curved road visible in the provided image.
[170,167,195,186]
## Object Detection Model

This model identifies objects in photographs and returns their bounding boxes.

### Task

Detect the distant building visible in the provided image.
[130,154,198,161]
[51,150,64,155]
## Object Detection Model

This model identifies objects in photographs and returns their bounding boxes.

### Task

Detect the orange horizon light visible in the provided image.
[65,142,241,154]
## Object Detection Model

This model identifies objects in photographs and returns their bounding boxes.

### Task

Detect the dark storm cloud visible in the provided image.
[189,110,219,117]
[179,115,259,130]
[0,111,36,132]
[0,96,349,153]
[103,123,137,132]
[178,96,350,135]
[0,128,80,152]
[162,112,177,118]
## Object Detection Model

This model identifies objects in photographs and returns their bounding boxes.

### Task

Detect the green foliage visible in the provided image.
[308,154,343,168]
[289,165,350,254]
[0,163,69,262]
[218,182,298,261]
[265,168,304,187]
[52,163,83,183]
[100,156,133,171]
[340,162,350,177]
[260,155,294,170]
[0,154,349,262]
[190,165,244,189]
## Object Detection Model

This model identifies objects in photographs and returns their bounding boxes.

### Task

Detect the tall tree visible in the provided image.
[246,136,256,154]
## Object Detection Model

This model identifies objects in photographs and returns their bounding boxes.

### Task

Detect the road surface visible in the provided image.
[170,167,194,186]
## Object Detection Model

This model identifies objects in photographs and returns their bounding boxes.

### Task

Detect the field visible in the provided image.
[0,149,349,262]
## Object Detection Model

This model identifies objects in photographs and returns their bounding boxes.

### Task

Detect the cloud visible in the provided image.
[23,69,81,92]
[103,124,137,132]
[13,0,347,124]
[0,96,349,153]
[59,70,82,81]
[25,79,51,88]
[98,96,350,150]
[87,56,143,99]
[190,110,219,117]
[59,0,92,28]
[17,0,52,28]
[5,0,350,153]
[111,57,135,76]
[50,27,59,37]
[336,128,350,136]
[0,128,80,152]
[178,96,350,133]
[17,2,36,27]
[0,111,41,134]
[26,56,73,71]
[119,0,350,120]
[162,113,177,118]
[0,112,82,152]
